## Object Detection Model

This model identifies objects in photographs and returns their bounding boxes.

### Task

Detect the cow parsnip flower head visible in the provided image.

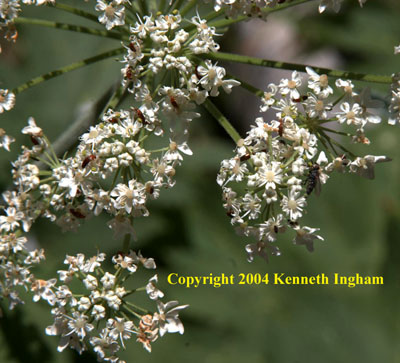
[218,69,390,262]
[43,251,187,358]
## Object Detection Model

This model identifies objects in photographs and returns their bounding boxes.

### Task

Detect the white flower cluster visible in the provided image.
[0,231,45,310]
[1,12,239,239]
[0,0,53,25]
[217,69,390,262]
[42,251,187,361]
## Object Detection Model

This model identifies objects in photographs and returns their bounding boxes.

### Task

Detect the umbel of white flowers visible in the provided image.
[217,69,390,262]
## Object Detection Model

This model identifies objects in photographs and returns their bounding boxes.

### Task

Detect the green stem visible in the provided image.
[208,0,316,29]
[110,167,121,190]
[50,82,121,159]
[48,2,100,23]
[319,126,351,137]
[34,156,54,168]
[122,305,143,320]
[325,135,356,158]
[125,300,150,314]
[180,0,197,16]
[159,0,166,13]
[282,150,300,168]
[138,0,148,16]
[122,233,131,254]
[12,47,125,95]
[227,73,264,97]
[102,82,129,112]
[204,52,392,84]
[203,99,241,143]
[14,17,126,41]
[172,0,185,12]
[319,130,340,156]
[315,132,335,159]
[43,135,60,165]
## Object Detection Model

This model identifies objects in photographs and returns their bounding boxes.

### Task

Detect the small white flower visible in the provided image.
[293,225,324,252]
[281,190,307,221]
[66,312,94,339]
[154,300,188,337]
[146,275,164,300]
[350,155,391,179]
[83,275,98,290]
[279,71,302,100]
[31,278,57,305]
[101,272,116,289]
[306,67,333,98]
[21,117,43,137]
[0,128,15,151]
[0,207,24,232]
[107,317,135,349]
[260,84,278,112]
[259,215,285,242]
[130,250,156,269]
[77,297,92,311]
[253,161,283,190]
[336,102,364,126]
[91,305,106,321]
[110,180,146,214]
[95,0,125,30]
[0,89,15,113]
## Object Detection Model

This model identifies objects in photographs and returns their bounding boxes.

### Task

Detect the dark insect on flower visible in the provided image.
[81,154,96,168]
[146,183,155,195]
[129,42,136,52]
[109,117,119,124]
[340,154,350,166]
[273,225,279,234]
[240,153,251,162]
[278,118,284,137]
[30,135,39,145]
[226,209,235,218]
[70,208,86,219]
[115,250,126,257]
[305,163,321,196]
[125,66,133,79]
[194,65,201,80]
[169,95,179,110]
[132,107,145,122]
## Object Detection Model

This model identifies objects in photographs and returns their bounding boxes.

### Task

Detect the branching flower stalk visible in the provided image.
[0,0,399,360]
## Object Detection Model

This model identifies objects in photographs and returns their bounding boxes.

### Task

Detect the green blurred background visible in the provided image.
[0,1,399,362]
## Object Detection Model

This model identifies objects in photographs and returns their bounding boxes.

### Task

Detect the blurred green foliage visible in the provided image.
[0,1,399,362]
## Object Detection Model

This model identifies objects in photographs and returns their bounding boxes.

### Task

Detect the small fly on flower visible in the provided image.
[169,95,179,111]
[131,107,145,123]
[278,118,284,137]
[81,154,96,168]
[305,163,321,196]
[70,208,86,219]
